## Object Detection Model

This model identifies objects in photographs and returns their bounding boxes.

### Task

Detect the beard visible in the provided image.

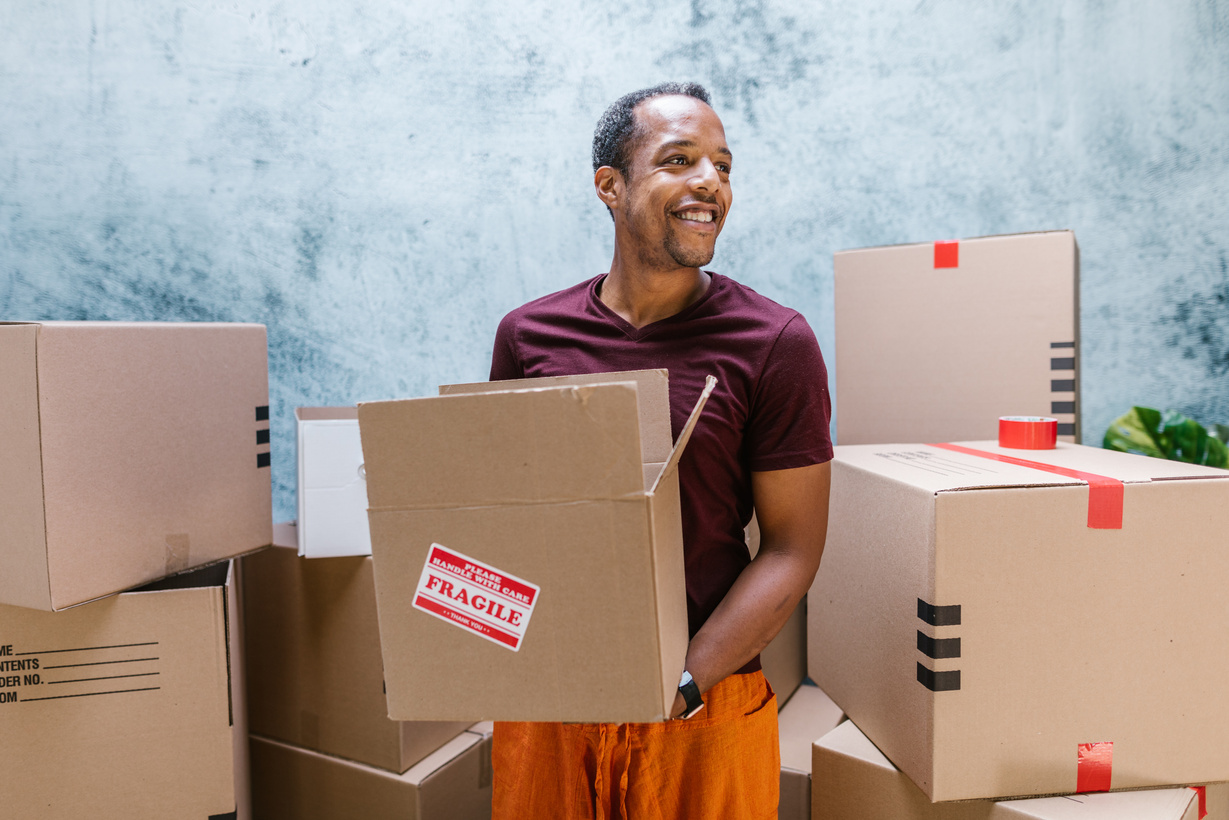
[662,218,716,267]
[625,191,719,270]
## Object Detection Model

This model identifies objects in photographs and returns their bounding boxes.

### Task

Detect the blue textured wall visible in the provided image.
[2,1,1226,520]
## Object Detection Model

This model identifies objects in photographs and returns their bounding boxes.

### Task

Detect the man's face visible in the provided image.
[617,95,732,270]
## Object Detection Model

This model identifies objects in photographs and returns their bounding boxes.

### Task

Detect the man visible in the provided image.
[488,82,832,819]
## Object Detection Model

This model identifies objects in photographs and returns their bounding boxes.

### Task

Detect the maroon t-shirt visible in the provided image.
[490,271,833,674]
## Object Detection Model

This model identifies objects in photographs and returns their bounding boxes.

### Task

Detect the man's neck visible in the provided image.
[600,250,711,329]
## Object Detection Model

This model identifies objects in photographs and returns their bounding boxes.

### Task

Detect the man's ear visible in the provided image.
[594,166,623,212]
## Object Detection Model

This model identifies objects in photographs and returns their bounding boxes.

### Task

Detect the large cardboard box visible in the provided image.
[358,369,708,722]
[296,407,372,558]
[808,441,1229,801]
[250,727,493,820]
[812,720,1218,820]
[243,523,469,771]
[0,321,272,610]
[0,560,249,819]
[778,683,844,820]
[834,231,1079,445]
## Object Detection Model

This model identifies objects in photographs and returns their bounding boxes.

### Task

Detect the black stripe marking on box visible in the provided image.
[256,405,270,421]
[256,428,270,445]
[917,599,961,627]
[1050,341,1075,349]
[917,663,961,692]
[1051,401,1077,414]
[917,631,961,659]
[1051,357,1075,370]
[257,452,271,469]
[1052,379,1076,392]
[1057,423,1076,436]
[209,812,238,820]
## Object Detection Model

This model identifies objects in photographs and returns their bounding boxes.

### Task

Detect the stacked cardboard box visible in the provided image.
[834,231,1080,445]
[808,440,1229,801]
[810,231,1229,816]
[812,719,1228,819]
[807,440,1229,816]
[251,726,494,820]
[777,683,845,820]
[0,321,273,818]
[244,525,492,818]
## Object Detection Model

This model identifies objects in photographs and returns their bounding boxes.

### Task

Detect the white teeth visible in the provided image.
[679,211,712,223]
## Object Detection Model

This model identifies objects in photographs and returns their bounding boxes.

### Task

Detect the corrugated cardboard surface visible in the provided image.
[834,231,1079,445]
[250,730,493,820]
[359,373,692,722]
[296,407,372,558]
[813,720,1210,820]
[778,683,844,820]
[809,442,1229,801]
[243,524,469,772]
[0,321,273,610]
[0,561,246,819]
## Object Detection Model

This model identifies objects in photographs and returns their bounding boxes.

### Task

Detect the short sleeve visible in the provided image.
[744,314,834,471]
[489,312,525,381]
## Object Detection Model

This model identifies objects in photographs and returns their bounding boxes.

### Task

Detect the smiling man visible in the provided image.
[488,82,833,819]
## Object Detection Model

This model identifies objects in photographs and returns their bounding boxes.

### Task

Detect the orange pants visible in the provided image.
[491,671,779,820]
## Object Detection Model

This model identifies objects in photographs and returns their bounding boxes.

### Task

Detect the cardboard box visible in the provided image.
[358,369,708,722]
[834,231,1079,445]
[808,441,1229,801]
[243,523,470,772]
[296,407,372,558]
[812,720,1216,820]
[0,560,249,819]
[250,728,492,820]
[778,683,844,820]
[0,321,272,610]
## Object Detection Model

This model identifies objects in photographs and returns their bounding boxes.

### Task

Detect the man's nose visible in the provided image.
[689,158,721,192]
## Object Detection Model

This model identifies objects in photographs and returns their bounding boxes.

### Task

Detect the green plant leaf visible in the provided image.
[1104,407,1229,468]
[1103,406,1166,459]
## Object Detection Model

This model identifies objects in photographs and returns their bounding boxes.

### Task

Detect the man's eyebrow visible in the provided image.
[656,139,733,158]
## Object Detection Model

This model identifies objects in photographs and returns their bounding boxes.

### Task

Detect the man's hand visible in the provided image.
[675,460,831,704]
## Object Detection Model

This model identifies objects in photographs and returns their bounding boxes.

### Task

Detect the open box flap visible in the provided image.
[359,382,645,510]
[441,370,672,465]
[650,376,717,494]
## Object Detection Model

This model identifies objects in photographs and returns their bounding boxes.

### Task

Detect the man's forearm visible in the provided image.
[669,460,830,718]
[682,546,817,697]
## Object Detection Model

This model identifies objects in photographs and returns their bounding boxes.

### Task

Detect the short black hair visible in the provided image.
[592,82,712,178]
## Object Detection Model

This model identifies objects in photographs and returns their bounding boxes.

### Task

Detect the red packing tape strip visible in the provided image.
[1076,742,1113,793]
[930,443,1124,529]
[1192,786,1208,819]
[934,240,959,268]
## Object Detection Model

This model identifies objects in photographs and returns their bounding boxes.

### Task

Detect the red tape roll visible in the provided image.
[999,416,1058,449]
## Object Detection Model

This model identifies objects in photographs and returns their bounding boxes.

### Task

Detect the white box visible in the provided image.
[296,407,372,558]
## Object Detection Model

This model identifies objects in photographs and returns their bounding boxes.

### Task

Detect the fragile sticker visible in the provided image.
[412,544,540,651]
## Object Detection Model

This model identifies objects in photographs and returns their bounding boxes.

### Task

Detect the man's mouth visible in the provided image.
[674,209,714,224]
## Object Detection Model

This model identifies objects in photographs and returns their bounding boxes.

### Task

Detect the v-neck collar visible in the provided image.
[589,272,722,342]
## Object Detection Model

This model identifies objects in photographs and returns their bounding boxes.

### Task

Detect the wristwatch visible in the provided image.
[677,670,705,719]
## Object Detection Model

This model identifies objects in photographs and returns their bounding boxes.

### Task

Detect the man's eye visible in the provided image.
[717,164,731,174]
[666,156,687,165]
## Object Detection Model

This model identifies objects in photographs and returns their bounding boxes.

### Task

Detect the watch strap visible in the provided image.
[678,670,704,719]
